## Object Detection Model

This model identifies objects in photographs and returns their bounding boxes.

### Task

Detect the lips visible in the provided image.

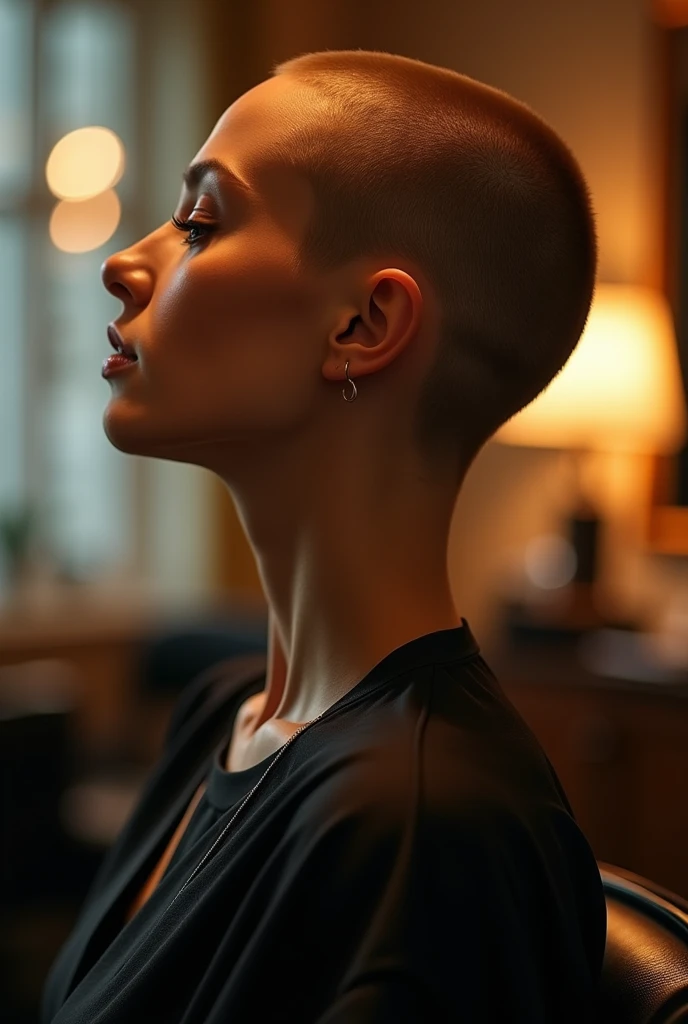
[107,324,138,360]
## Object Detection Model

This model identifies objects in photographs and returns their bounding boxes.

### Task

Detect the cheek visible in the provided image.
[143,249,323,421]
[151,247,319,361]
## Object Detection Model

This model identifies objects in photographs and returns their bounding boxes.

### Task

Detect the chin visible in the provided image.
[102,424,146,458]
[101,420,205,471]
[101,408,160,459]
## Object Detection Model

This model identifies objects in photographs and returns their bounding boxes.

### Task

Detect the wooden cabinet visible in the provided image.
[488,644,688,899]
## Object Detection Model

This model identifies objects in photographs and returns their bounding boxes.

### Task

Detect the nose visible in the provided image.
[101,248,153,308]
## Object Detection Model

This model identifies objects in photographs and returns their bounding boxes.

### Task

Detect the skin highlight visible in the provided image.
[101,74,462,770]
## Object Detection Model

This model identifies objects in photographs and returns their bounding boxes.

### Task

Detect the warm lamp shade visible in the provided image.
[494,284,687,454]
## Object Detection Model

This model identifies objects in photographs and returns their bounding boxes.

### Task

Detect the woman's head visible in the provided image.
[100,49,596,497]
[268,50,597,481]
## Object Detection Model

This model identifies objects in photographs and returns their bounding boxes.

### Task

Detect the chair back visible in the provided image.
[598,861,688,1022]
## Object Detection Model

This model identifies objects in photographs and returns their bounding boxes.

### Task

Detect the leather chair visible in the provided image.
[597,861,688,1022]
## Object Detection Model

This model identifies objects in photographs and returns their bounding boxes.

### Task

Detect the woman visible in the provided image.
[42,49,606,1022]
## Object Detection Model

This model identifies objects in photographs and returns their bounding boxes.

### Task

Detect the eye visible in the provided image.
[170,214,216,247]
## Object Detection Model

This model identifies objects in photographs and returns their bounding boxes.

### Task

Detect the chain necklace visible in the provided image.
[164,705,330,914]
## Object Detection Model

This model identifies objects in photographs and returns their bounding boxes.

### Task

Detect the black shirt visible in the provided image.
[42,619,606,1022]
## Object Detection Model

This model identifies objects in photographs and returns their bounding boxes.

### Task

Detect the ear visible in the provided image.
[323,269,424,385]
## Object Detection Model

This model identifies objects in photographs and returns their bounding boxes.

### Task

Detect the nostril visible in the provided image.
[101,258,152,306]
[107,282,131,302]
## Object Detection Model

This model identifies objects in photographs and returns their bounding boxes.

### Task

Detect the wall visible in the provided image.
[362,0,664,647]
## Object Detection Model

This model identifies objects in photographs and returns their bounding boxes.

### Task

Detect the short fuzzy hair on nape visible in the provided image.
[271,49,598,485]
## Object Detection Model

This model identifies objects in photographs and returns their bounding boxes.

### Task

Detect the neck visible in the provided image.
[223,419,462,730]
[249,521,459,728]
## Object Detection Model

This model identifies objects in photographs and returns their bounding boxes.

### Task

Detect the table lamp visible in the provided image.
[494,282,687,631]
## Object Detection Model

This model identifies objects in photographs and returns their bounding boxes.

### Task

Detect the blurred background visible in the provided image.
[3,0,688,1019]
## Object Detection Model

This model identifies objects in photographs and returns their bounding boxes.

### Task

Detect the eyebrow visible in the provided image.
[182,158,253,196]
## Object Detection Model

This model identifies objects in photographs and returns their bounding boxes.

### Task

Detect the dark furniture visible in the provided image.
[598,862,688,1022]
[488,629,688,902]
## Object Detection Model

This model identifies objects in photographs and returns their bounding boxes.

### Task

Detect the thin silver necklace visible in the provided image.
[164,706,330,913]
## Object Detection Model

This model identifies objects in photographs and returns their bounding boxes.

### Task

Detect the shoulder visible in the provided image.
[290,713,524,854]
[288,702,587,886]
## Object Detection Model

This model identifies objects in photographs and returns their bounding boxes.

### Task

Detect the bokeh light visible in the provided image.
[523,533,577,590]
[49,189,121,253]
[46,126,125,200]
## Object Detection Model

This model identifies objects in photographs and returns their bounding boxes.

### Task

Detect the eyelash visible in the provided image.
[170,214,215,246]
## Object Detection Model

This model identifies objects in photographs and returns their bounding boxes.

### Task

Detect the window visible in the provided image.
[0,1,33,534]
[0,0,211,599]
[0,0,137,585]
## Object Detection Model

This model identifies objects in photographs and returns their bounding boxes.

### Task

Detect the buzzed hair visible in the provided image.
[272,49,597,484]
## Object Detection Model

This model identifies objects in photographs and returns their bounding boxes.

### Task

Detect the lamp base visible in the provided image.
[569,506,600,586]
